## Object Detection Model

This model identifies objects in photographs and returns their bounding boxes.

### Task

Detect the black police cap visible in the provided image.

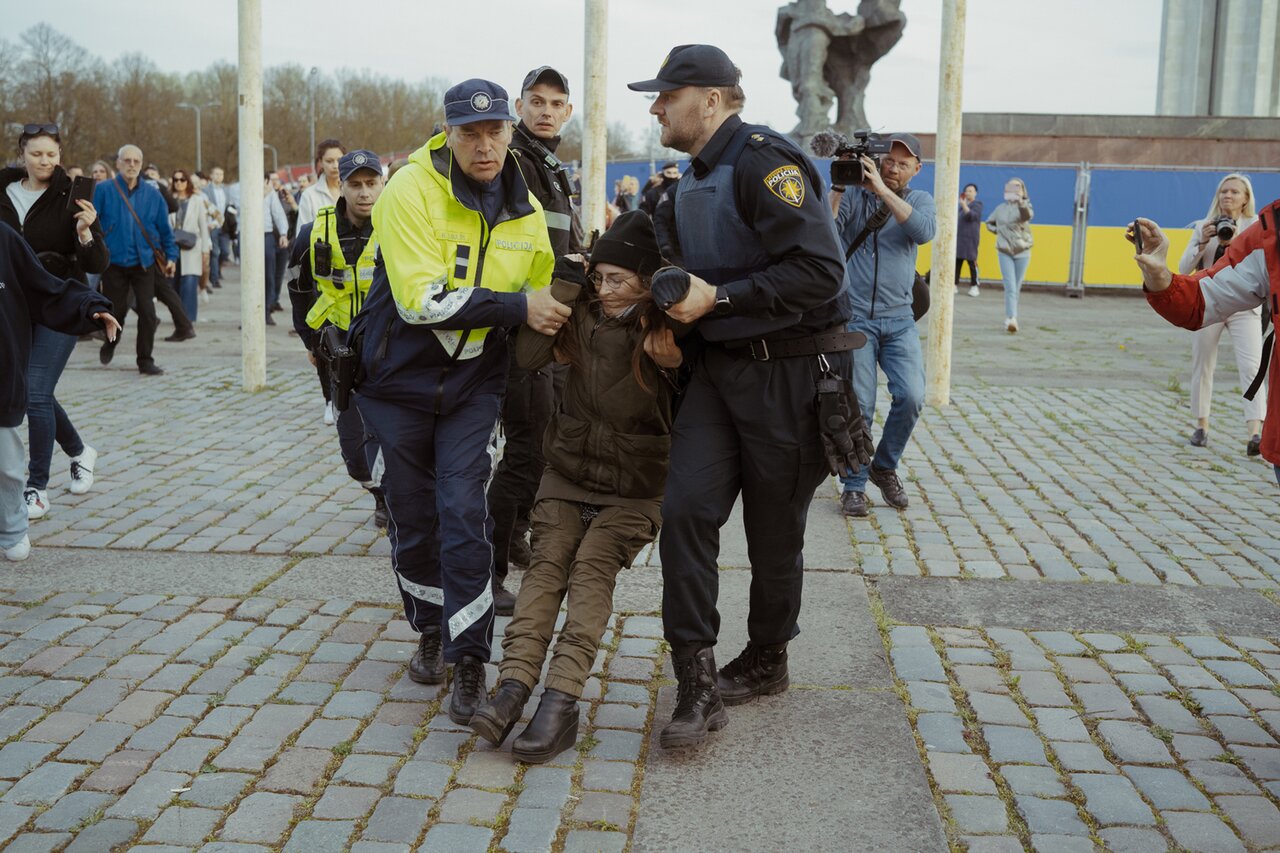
[628,44,740,92]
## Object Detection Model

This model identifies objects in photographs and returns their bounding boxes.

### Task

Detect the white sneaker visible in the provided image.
[968,285,980,297]
[23,489,49,520]
[323,401,335,426]
[68,446,97,495]
[4,535,30,562]
[1006,317,1019,334]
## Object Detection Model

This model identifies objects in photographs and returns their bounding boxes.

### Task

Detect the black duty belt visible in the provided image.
[722,328,867,361]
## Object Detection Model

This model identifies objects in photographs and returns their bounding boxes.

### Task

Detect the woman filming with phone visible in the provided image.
[0,123,110,522]
[1177,173,1265,455]
[986,177,1034,333]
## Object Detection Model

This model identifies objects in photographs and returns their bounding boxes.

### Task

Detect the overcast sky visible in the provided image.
[9,0,1162,141]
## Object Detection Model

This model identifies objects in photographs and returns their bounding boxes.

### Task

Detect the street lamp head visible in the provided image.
[177,102,193,109]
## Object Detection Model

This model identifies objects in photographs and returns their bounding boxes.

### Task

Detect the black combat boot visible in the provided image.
[716,641,790,706]
[492,581,516,617]
[448,655,487,725]
[408,629,445,684]
[470,679,532,746]
[659,647,728,749]
[512,688,579,764]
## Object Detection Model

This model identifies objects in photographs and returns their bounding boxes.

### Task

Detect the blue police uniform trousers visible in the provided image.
[334,405,377,486]
[355,391,501,663]
[659,347,847,652]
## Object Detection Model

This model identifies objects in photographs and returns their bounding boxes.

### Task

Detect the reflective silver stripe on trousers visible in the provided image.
[370,448,385,486]
[543,211,572,232]
[397,575,444,606]
[449,584,493,640]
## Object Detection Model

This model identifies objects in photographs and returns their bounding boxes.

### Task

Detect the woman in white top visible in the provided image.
[296,138,345,228]
[1178,173,1266,454]
[168,168,212,323]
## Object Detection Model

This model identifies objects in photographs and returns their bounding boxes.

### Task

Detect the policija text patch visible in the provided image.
[764,165,805,208]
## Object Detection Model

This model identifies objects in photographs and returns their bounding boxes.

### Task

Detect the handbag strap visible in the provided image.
[111,178,165,262]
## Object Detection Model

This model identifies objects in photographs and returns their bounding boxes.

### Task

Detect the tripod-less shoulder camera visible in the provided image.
[810,129,895,186]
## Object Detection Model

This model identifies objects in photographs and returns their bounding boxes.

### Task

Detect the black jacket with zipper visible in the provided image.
[0,166,109,282]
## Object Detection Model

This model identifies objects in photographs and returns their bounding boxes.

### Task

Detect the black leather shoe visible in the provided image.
[659,647,728,750]
[1247,435,1262,457]
[492,582,516,617]
[869,465,909,509]
[470,679,532,746]
[270,302,284,312]
[513,688,579,763]
[138,363,165,376]
[99,342,116,365]
[408,629,445,684]
[509,536,533,571]
[265,314,276,326]
[164,330,196,342]
[372,489,389,530]
[448,655,487,725]
[717,642,789,706]
[840,491,868,518]
[1189,428,1208,447]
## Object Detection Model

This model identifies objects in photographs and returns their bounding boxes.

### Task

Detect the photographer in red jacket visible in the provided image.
[1131,206,1278,484]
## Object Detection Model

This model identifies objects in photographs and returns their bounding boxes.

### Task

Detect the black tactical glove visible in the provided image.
[816,372,874,479]
[553,254,590,288]
[650,265,691,311]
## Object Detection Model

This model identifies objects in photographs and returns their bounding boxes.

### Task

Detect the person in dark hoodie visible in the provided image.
[487,65,584,616]
[0,221,119,561]
[0,124,110,523]
[469,210,686,763]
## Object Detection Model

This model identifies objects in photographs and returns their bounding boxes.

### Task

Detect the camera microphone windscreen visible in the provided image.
[809,131,842,158]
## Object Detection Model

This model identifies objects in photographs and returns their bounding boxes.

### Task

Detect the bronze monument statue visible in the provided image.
[776,0,906,143]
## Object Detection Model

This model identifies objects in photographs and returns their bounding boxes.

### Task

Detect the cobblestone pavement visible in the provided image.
[2,268,1278,851]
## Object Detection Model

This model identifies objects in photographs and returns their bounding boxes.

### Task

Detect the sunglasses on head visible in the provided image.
[23,123,59,136]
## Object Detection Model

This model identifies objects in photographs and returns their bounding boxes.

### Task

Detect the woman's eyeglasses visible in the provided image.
[589,271,640,291]
[172,177,189,184]
[23,123,59,136]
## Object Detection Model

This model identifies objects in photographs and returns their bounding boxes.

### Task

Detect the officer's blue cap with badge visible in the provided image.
[444,79,519,126]
[338,149,382,182]
[627,44,740,92]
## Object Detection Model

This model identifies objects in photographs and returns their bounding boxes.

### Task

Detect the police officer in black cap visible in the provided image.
[629,44,869,750]
[488,65,584,616]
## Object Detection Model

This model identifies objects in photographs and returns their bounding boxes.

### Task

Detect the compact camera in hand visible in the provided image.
[1214,216,1236,242]
[810,129,894,187]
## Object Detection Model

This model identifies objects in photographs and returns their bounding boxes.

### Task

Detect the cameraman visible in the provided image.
[1177,173,1264,455]
[831,133,936,518]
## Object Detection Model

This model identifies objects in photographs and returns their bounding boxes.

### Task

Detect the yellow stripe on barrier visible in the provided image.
[916,225,1074,284]
[1083,227,1190,287]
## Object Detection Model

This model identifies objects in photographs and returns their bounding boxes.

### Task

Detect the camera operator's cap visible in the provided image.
[627,44,740,91]
[888,132,923,159]
[339,150,382,181]
[522,65,570,97]
[444,79,519,126]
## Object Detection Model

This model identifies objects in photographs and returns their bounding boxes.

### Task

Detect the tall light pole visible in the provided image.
[176,100,220,172]
[582,0,609,237]
[264,143,279,175]
[308,67,319,169]
[239,0,266,391]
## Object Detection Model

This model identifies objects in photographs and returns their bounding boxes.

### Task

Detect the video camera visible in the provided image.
[810,129,894,187]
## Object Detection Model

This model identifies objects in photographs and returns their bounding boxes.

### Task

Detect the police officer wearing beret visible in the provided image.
[629,44,866,750]
[349,79,568,725]
[287,149,386,526]
[488,65,583,616]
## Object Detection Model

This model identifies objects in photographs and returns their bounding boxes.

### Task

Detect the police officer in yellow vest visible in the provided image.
[348,79,567,726]
[287,149,387,525]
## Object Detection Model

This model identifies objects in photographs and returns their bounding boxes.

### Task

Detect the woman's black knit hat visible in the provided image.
[589,210,664,277]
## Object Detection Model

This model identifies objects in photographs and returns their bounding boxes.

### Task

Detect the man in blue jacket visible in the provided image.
[832,132,936,517]
[94,144,178,376]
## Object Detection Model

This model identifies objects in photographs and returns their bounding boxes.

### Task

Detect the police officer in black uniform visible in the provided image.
[629,44,867,750]
[488,65,583,615]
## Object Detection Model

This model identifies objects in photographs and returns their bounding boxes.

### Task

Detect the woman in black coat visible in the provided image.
[956,182,983,297]
[0,124,109,521]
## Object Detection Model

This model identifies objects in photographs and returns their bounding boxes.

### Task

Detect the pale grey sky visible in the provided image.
[8,0,1162,139]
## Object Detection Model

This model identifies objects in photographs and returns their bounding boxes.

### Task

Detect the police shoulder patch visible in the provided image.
[764,164,805,207]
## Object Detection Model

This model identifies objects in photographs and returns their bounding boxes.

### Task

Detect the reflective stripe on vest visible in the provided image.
[306,206,379,331]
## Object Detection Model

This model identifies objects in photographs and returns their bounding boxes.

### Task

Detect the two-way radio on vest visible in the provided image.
[514,126,574,200]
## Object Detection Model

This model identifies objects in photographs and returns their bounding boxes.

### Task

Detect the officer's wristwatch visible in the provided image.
[712,286,732,316]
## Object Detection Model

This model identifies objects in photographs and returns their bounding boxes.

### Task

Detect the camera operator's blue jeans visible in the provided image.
[26,325,84,491]
[998,250,1031,319]
[840,314,925,495]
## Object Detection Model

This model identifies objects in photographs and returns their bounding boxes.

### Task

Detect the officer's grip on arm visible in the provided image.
[517,278,580,369]
[372,178,534,331]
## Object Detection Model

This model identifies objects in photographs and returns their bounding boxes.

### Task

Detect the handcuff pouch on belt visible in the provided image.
[815,356,874,479]
[318,325,358,413]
